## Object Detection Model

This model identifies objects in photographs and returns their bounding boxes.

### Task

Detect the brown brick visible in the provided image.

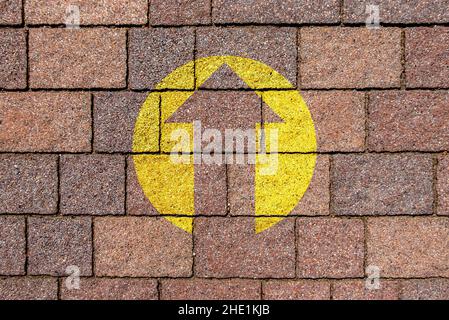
[94,93,148,153]
[195,163,227,215]
[0,216,25,275]
[406,27,449,88]
[25,0,147,25]
[333,280,401,300]
[263,280,330,300]
[301,27,402,89]
[194,217,295,278]
[213,0,340,24]
[95,217,192,277]
[28,217,92,276]
[150,0,211,26]
[0,155,57,214]
[60,155,125,215]
[368,91,449,152]
[228,164,255,216]
[343,0,449,23]
[0,92,91,152]
[129,28,194,90]
[331,154,433,215]
[0,0,22,24]
[0,277,57,300]
[438,155,449,216]
[61,278,158,300]
[161,279,261,300]
[401,279,449,300]
[291,155,330,216]
[197,27,297,88]
[127,157,158,216]
[29,29,126,89]
[297,218,364,278]
[303,91,366,152]
[0,30,26,89]
[367,217,449,278]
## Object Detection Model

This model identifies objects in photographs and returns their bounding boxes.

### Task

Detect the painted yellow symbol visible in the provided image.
[132,56,317,234]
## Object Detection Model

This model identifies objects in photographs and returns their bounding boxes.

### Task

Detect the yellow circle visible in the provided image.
[132,56,317,233]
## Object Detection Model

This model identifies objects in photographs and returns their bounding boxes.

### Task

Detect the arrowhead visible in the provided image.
[199,63,249,89]
[166,63,283,128]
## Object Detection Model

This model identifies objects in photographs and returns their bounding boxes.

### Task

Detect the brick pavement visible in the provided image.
[0,0,448,300]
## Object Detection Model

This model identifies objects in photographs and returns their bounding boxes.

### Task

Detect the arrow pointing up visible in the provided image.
[166,63,283,216]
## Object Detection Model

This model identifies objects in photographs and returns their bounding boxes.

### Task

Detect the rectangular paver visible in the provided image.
[297,218,365,278]
[0,155,58,214]
[367,217,449,278]
[0,0,22,24]
[60,278,158,300]
[300,27,402,88]
[94,217,193,277]
[29,29,126,88]
[0,216,25,275]
[28,217,92,276]
[150,0,211,26]
[333,280,401,300]
[25,0,148,25]
[161,279,261,300]
[0,30,26,89]
[438,155,449,216]
[331,154,433,215]
[0,277,57,300]
[263,280,330,300]
[0,92,91,152]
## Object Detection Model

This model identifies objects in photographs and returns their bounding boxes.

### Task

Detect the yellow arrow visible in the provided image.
[132,56,317,233]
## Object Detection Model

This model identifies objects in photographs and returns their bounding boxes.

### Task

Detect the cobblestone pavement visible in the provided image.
[0,0,448,300]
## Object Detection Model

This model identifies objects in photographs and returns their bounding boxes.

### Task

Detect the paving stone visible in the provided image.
[438,155,449,216]
[161,279,261,300]
[150,0,211,26]
[0,216,25,275]
[213,0,340,24]
[28,217,92,276]
[29,28,126,88]
[0,30,26,89]
[94,92,150,153]
[0,155,57,214]
[0,0,22,24]
[333,280,401,300]
[297,218,365,278]
[303,91,366,152]
[194,217,295,278]
[401,279,449,300]
[194,163,227,215]
[263,280,330,300]
[61,278,158,300]
[406,27,449,88]
[331,154,433,215]
[301,27,402,88]
[367,217,449,278]
[129,28,195,89]
[291,155,330,216]
[343,0,449,23]
[369,91,449,152]
[0,92,91,152]
[25,0,148,25]
[60,155,125,215]
[127,157,158,216]
[94,217,193,277]
[196,27,297,88]
[0,277,57,300]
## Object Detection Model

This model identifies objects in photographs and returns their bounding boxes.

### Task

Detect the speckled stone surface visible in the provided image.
[368,91,449,151]
[0,92,91,152]
[301,27,402,88]
[0,216,25,275]
[0,30,26,89]
[263,280,331,300]
[0,277,57,300]
[331,154,433,215]
[28,217,92,276]
[29,29,126,88]
[0,154,58,214]
[60,155,125,215]
[0,0,22,25]
[151,0,211,25]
